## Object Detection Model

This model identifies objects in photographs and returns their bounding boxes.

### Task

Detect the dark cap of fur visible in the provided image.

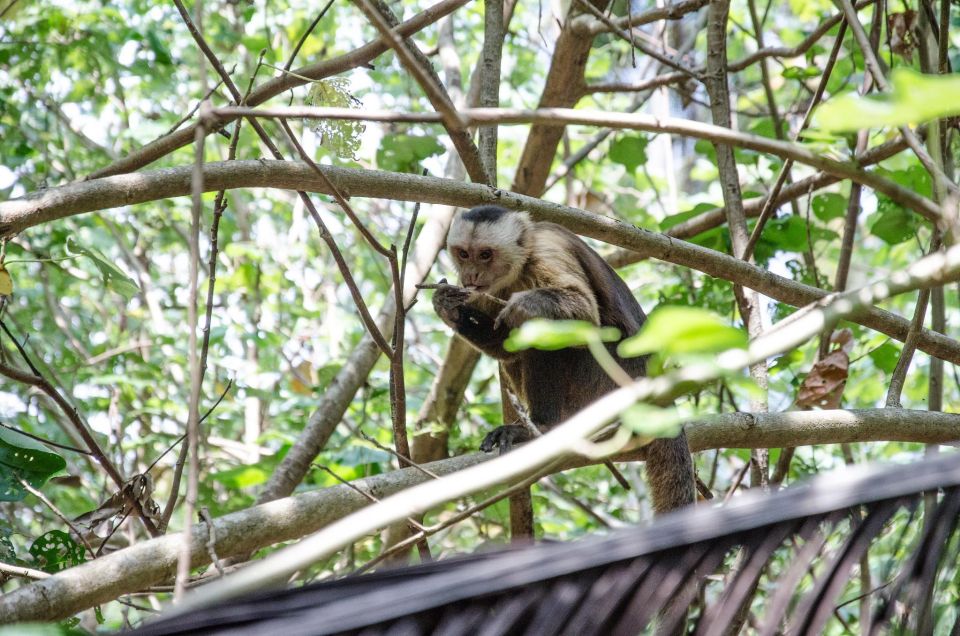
[461,205,511,224]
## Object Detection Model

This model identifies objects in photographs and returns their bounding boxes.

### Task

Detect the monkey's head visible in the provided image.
[446,206,532,294]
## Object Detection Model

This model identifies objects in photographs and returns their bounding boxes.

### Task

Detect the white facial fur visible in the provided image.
[447,210,532,294]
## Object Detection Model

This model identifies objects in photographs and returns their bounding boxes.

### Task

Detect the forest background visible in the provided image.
[1,0,960,630]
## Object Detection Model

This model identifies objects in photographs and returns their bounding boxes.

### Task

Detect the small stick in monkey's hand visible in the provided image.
[416,279,507,307]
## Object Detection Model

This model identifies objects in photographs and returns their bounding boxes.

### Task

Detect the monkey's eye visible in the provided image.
[457,248,469,259]
[478,249,493,261]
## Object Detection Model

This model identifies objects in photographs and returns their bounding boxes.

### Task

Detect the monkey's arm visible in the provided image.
[433,284,517,360]
[495,286,599,329]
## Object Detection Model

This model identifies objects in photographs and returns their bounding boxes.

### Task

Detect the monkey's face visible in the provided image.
[447,213,529,294]
[449,244,515,293]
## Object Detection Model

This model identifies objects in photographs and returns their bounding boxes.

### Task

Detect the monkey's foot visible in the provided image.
[479,425,534,455]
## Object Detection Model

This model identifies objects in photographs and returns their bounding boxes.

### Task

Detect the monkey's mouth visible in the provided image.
[465,284,489,292]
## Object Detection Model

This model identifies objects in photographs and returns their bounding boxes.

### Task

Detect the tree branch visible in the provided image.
[4,406,960,622]
[4,161,959,363]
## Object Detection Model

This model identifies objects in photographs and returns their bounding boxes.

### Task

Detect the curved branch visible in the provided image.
[3,161,959,363]
[1,408,958,622]
[210,106,944,222]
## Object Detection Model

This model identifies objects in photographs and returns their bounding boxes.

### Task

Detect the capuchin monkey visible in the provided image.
[432,205,695,514]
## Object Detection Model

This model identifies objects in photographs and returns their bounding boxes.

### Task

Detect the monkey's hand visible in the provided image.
[479,424,535,455]
[432,282,471,328]
[493,291,540,331]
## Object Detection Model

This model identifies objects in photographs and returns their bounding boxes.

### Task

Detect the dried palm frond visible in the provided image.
[132,451,960,636]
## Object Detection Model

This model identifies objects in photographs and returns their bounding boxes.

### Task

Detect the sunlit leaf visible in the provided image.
[504,320,620,352]
[815,68,960,132]
[621,404,682,438]
[618,306,747,358]
[0,426,66,502]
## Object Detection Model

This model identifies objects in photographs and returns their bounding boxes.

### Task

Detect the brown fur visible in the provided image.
[435,206,695,514]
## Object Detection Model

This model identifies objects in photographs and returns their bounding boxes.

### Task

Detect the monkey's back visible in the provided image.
[509,223,649,422]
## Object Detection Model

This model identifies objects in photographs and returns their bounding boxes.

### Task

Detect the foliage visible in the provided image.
[0,0,957,630]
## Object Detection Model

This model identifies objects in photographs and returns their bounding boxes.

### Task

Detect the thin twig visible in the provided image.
[352,0,488,184]
[359,430,440,479]
[315,465,426,533]
[284,0,336,72]
[351,459,564,575]
[837,0,957,198]
[200,508,225,577]
[0,421,92,455]
[575,0,701,80]
[277,118,393,357]
[743,20,848,261]
[17,476,97,558]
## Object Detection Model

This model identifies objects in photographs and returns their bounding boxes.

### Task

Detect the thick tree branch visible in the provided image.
[46,237,960,613]
[3,161,959,364]
[2,407,959,623]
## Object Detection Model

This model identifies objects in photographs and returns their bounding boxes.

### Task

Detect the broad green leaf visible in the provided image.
[211,465,269,490]
[813,193,847,221]
[869,341,901,374]
[609,135,649,173]
[621,404,682,438]
[815,69,960,132]
[660,202,719,232]
[870,203,917,244]
[504,320,620,352]
[618,306,747,358]
[0,426,67,502]
[376,133,444,174]
[65,236,140,300]
[28,530,85,573]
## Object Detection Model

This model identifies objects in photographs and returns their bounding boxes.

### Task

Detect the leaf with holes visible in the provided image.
[28,530,85,573]
[0,426,66,502]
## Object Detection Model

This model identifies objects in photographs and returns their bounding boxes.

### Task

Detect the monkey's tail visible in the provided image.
[644,431,696,515]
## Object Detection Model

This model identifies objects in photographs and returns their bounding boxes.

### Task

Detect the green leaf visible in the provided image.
[28,530,85,573]
[815,68,960,132]
[376,133,445,174]
[869,341,901,374]
[504,320,620,352]
[609,135,649,173]
[618,306,747,358]
[870,203,918,244]
[621,404,682,438]
[660,202,719,232]
[145,30,173,65]
[65,236,140,299]
[783,65,820,80]
[0,426,67,502]
[812,193,847,221]
[210,465,269,490]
